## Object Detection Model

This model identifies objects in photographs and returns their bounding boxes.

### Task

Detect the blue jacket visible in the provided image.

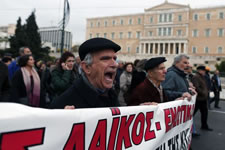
[162,65,189,101]
[8,57,20,80]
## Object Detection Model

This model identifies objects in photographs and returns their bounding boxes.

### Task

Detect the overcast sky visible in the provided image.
[1,0,225,44]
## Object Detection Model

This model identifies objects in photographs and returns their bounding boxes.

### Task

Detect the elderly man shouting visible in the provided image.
[50,38,121,109]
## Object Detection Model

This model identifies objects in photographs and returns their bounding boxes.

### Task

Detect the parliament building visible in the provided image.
[85,1,225,68]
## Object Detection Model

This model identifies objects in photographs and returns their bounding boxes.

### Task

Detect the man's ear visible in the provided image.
[80,61,91,75]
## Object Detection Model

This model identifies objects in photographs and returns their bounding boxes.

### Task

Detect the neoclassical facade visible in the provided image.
[86,1,225,58]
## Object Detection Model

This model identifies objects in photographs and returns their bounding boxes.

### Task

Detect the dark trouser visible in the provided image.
[194,100,208,128]
[213,91,220,107]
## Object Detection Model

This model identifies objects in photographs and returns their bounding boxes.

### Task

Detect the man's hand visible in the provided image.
[64,105,75,109]
[182,92,192,101]
[189,87,197,95]
[140,102,158,105]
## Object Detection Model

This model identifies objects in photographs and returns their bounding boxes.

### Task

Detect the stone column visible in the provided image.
[168,43,171,54]
[143,43,146,54]
[178,43,181,54]
[149,43,151,54]
[184,43,187,54]
[163,43,165,54]
[140,43,142,54]
[158,43,161,55]
[153,43,155,55]
[173,43,176,54]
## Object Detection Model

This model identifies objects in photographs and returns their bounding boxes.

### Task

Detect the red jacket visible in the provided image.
[128,78,168,106]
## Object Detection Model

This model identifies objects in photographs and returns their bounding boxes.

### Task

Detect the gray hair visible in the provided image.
[173,54,189,65]
[79,53,93,76]
[19,47,29,55]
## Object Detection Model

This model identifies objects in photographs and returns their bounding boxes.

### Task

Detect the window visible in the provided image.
[138,18,141,24]
[120,19,124,25]
[129,18,132,25]
[128,32,132,39]
[206,13,211,20]
[168,27,172,36]
[96,33,100,37]
[112,20,116,26]
[218,28,224,37]
[192,29,198,37]
[90,22,93,27]
[178,15,182,22]
[169,14,172,22]
[159,14,163,22]
[136,47,139,53]
[163,28,167,36]
[104,33,107,38]
[194,14,198,21]
[158,28,162,36]
[218,47,223,53]
[148,31,153,36]
[219,12,224,19]
[205,29,211,37]
[164,14,167,22]
[89,33,92,38]
[111,32,115,39]
[177,30,182,36]
[204,47,209,53]
[104,21,107,27]
[127,47,131,53]
[136,31,141,39]
[192,46,197,54]
[150,17,153,23]
[97,22,100,27]
[119,32,123,39]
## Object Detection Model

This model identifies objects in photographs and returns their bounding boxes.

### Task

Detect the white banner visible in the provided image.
[0,96,196,150]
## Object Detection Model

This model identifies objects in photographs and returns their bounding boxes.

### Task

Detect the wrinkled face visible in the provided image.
[184,65,193,74]
[148,63,167,83]
[27,56,34,67]
[126,64,133,73]
[199,70,206,76]
[85,49,118,90]
[215,70,219,75]
[24,48,32,55]
[65,56,75,69]
[118,62,124,69]
[176,57,189,71]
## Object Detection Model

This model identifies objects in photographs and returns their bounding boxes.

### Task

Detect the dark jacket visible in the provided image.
[51,67,78,98]
[0,61,10,102]
[10,69,46,107]
[50,77,120,109]
[192,72,208,101]
[205,72,212,91]
[211,74,222,92]
[128,78,168,106]
[162,65,189,101]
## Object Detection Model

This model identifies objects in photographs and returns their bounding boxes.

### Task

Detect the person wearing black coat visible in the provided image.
[211,70,222,108]
[50,38,121,109]
[0,61,10,102]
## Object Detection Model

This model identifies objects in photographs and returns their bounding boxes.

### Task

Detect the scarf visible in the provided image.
[21,67,41,107]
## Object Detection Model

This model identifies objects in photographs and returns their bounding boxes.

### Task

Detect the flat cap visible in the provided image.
[144,57,167,71]
[197,65,206,71]
[79,38,121,61]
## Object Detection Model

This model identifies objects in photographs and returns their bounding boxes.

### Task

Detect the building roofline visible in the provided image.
[145,1,189,12]
[191,5,225,11]
[87,13,144,20]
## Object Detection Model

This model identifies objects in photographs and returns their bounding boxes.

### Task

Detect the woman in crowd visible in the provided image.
[50,52,79,100]
[11,54,45,107]
[118,62,134,106]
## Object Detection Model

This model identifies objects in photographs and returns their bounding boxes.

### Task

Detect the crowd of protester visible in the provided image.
[0,38,223,141]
